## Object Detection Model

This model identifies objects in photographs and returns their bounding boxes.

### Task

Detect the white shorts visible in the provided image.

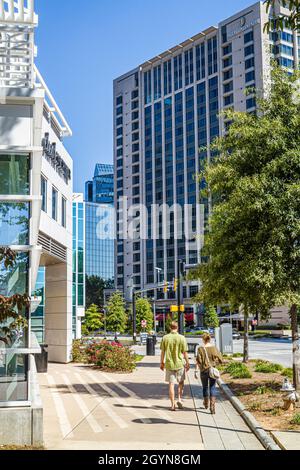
[165,368,186,384]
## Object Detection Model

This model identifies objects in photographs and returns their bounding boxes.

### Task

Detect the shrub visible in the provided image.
[248,402,262,412]
[291,414,300,425]
[72,339,88,363]
[225,362,252,379]
[282,368,293,379]
[255,361,283,374]
[255,386,274,395]
[232,353,243,358]
[85,340,137,372]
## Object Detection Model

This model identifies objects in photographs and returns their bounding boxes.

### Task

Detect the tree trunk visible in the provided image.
[290,304,300,392]
[243,312,249,363]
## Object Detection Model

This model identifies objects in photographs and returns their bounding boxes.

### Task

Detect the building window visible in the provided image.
[223,69,233,81]
[223,43,232,56]
[185,48,194,86]
[244,44,254,57]
[244,30,254,44]
[52,187,58,221]
[164,60,172,95]
[62,197,67,228]
[174,54,183,91]
[41,176,47,212]
[154,65,162,100]
[245,57,255,69]
[223,56,232,68]
[245,70,255,83]
[0,154,30,195]
[196,43,205,81]
[246,97,256,110]
[0,202,29,245]
[224,94,234,106]
[223,81,233,93]
[144,70,152,105]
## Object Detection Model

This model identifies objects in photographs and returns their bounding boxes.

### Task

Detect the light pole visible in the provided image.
[154,267,162,334]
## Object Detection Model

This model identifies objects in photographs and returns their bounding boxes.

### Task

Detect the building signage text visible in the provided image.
[42,133,71,183]
[227,17,260,39]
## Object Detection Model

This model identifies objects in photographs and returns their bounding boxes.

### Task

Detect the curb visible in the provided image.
[217,378,281,451]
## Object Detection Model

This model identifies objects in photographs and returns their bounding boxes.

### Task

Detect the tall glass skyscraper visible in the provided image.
[85,164,114,204]
[113,0,300,306]
[85,165,115,282]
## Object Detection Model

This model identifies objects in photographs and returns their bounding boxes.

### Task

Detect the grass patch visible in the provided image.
[255,385,275,395]
[225,362,252,379]
[232,353,243,358]
[282,368,293,380]
[134,354,144,363]
[290,414,300,425]
[248,402,262,412]
[255,361,283,374]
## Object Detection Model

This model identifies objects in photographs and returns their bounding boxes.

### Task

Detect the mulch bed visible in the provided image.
[222,361,300,432]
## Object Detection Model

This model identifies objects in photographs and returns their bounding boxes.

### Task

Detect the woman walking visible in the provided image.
[195,333,223,414]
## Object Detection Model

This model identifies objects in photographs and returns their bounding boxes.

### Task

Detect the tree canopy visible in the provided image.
[85,275,114,309]
[264,1,300,32]
[105,291,127,334]
[192,66,300,364]
[135,297,154,333]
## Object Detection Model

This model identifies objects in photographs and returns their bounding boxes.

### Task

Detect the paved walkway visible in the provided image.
[38,354,263,450]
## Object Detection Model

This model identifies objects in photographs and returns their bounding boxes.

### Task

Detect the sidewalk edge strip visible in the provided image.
[217,378,281,451]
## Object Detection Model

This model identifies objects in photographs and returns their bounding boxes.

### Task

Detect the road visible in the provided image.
[94,335,294,368]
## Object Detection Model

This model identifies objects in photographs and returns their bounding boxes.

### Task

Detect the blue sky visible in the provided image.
[35,0,253,193]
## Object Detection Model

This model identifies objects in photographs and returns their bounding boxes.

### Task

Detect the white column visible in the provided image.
[45,260,73,363]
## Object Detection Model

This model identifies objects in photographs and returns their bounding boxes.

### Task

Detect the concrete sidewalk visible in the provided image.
[38,354,263,450]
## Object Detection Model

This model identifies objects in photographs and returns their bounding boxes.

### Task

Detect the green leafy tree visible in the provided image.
[204,306,220,329]
[106,291,127,335]
[0,248,29,345]
[192,67,300,389]
[135,297,154,333]
[264,1,300,32]
[85,275,114,309]
[83,304,103,334]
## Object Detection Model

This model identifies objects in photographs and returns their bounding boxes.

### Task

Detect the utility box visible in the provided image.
[215,324,233,355]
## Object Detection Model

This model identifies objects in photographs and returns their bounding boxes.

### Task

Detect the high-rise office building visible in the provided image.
[114,1,299,309]
[85,163,114,204]
[85,165,115,282]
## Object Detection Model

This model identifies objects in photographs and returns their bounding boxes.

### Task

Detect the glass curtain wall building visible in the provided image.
[113,1,300,316]
[85,164,114,204]
[85,202,115,281]
[72,194,85,339]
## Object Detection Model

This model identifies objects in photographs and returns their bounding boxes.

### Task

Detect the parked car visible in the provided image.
[232,329,241,340]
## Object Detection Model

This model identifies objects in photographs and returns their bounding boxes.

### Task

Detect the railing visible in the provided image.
[0,0,38,25]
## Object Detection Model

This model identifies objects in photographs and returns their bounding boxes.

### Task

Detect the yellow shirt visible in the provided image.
[160,332,188,371]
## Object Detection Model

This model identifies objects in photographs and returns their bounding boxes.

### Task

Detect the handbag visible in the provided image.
[203,346,220,380]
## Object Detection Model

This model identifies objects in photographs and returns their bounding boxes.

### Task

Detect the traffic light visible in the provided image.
[163,281,169,294]
[173,278,178,292]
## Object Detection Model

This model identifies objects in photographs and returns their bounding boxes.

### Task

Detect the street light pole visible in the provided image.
[154,267,162,334]
[132,289,137,344]
[178,259,184,335]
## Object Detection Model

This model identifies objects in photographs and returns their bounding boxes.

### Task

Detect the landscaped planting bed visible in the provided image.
[221,358,300,432]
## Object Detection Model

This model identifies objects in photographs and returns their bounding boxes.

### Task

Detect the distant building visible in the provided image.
[72,194,86,339]
[85,163,114,204]
[85,165,115,282]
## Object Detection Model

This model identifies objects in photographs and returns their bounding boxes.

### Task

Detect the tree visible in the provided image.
[204,306,220,329]
[85,275,114,309]
[192,66,300,384]
[135,297,154,333]
[0,248,29,346]
[83,304,103,334]
[264,1,300,32]
[106,291,127,335]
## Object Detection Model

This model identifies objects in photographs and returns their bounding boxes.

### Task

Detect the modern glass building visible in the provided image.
[85,163,114,204]
[113,0,300,311]
[72,194,86,339]
[85,201,115,281]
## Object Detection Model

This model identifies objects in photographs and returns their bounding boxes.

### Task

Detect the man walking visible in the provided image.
[160,321,190,411]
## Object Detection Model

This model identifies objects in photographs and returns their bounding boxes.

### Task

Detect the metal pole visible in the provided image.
[132,290,137,344]
[178,259,184,335]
